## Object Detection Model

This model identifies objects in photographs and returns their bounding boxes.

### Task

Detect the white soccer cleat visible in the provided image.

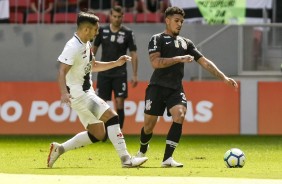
[136,151,146,158]
[47,142,63,168]
[136,144,149,157]
[161,157,183,168]
[121,156,148,168]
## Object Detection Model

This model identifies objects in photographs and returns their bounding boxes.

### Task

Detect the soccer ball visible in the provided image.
[223,148,246,168]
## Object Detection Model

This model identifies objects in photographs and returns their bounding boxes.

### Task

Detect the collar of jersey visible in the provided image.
[74,33,86,45]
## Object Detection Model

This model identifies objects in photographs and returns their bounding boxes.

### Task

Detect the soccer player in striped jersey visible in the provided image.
[47,10,147,168]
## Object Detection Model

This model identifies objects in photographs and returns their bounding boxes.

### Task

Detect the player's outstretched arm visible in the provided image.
[92,55,132,72]
[197,57,238,88]
[150,52,194,69]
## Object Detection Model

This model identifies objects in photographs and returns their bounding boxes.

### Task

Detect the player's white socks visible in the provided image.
[62,131,92,152]
[107,124,130,158]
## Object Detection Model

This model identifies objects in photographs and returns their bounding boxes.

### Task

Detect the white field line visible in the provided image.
[0,174,282,184]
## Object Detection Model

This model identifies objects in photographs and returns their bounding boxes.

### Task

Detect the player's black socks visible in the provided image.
[87,131,100,143]
[103,116,119,142]
[117,109,124,129]
[140,127,152,154]
[163,122,182,162]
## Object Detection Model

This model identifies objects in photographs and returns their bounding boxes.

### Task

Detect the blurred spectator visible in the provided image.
[0,0,9,23]
[142,0,164,13]
[55,0,77,13]
[245,0,273,70]
[169,0,204,24]
[30,0,54,13]
[89,0,112,14]
[113,0,139,13]
[275,0,282,22]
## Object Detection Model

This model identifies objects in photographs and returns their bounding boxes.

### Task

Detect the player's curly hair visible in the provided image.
[165,6,185,18]
[77,10,99,27]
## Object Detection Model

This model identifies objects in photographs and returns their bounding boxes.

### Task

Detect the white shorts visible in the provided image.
[71,90,110,129]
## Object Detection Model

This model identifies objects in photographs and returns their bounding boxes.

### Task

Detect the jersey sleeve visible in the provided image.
[187,39,203,61]
[57,43,77,65]
[93,27,103,47]
[128,30,137,52]
[148,34,161,54]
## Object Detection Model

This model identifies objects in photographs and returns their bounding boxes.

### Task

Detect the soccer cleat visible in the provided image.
[136,144,149,157]
[47,142,63,168]
[161,157,183,168]
[121,155,148,168]
[136,151,146,157]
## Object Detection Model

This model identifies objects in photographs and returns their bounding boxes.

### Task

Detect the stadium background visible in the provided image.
[0,0,281,135]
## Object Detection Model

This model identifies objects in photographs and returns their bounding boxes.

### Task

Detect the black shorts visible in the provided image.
[96,74,128,100]
[144,85,187,116]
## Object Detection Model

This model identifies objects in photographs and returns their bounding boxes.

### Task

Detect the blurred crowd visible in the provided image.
[0,0,171,23]
[1,0,281,24]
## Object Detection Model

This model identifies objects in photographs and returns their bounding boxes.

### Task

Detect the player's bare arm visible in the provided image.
[150,52,194,69]
[197,57,238,88]
[130,51,138,88]
[57,62,72,106]
[92,45,99,55]
[92,55,132,72]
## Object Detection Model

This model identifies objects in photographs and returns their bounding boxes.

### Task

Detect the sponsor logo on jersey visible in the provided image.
[110,35,115,42]
[174,40,179,48]
[103,29,110,33]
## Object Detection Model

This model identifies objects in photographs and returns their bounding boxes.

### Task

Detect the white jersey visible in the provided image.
[58,33,94,98]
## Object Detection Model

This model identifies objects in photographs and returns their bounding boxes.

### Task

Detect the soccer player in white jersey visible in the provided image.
[47,10,148,168]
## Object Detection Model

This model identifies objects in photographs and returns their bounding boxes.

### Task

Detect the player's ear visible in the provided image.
[165,17,170,25]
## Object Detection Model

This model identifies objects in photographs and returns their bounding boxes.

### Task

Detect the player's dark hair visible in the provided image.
[110,5,124,15]
[77,10,99,27]
[165,6,185,18]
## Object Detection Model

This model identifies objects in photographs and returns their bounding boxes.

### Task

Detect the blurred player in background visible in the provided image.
[136,6,238,167]
[93,5,139,129]
[47,10,147,168]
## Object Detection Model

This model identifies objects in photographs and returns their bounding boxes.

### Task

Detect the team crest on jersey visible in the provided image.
[84,61,92,74]
[145,99,152,110]
[117,35,124,44]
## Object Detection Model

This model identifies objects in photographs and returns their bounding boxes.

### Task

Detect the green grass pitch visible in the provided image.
[0,135,281,179]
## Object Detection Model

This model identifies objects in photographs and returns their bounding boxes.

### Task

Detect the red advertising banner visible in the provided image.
[0,81,239,135]
[258,82,282,135]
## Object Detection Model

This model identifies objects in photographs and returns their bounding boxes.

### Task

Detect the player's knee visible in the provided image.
[172,108,186,123]
[143,125,154,134]
[87,131,102,143]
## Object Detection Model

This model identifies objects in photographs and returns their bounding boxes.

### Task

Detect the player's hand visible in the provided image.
[60,93,72,107]
[177,55,194,63]
[116,55,132,66]
[131,75,138,88]
[224,77,238,89]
